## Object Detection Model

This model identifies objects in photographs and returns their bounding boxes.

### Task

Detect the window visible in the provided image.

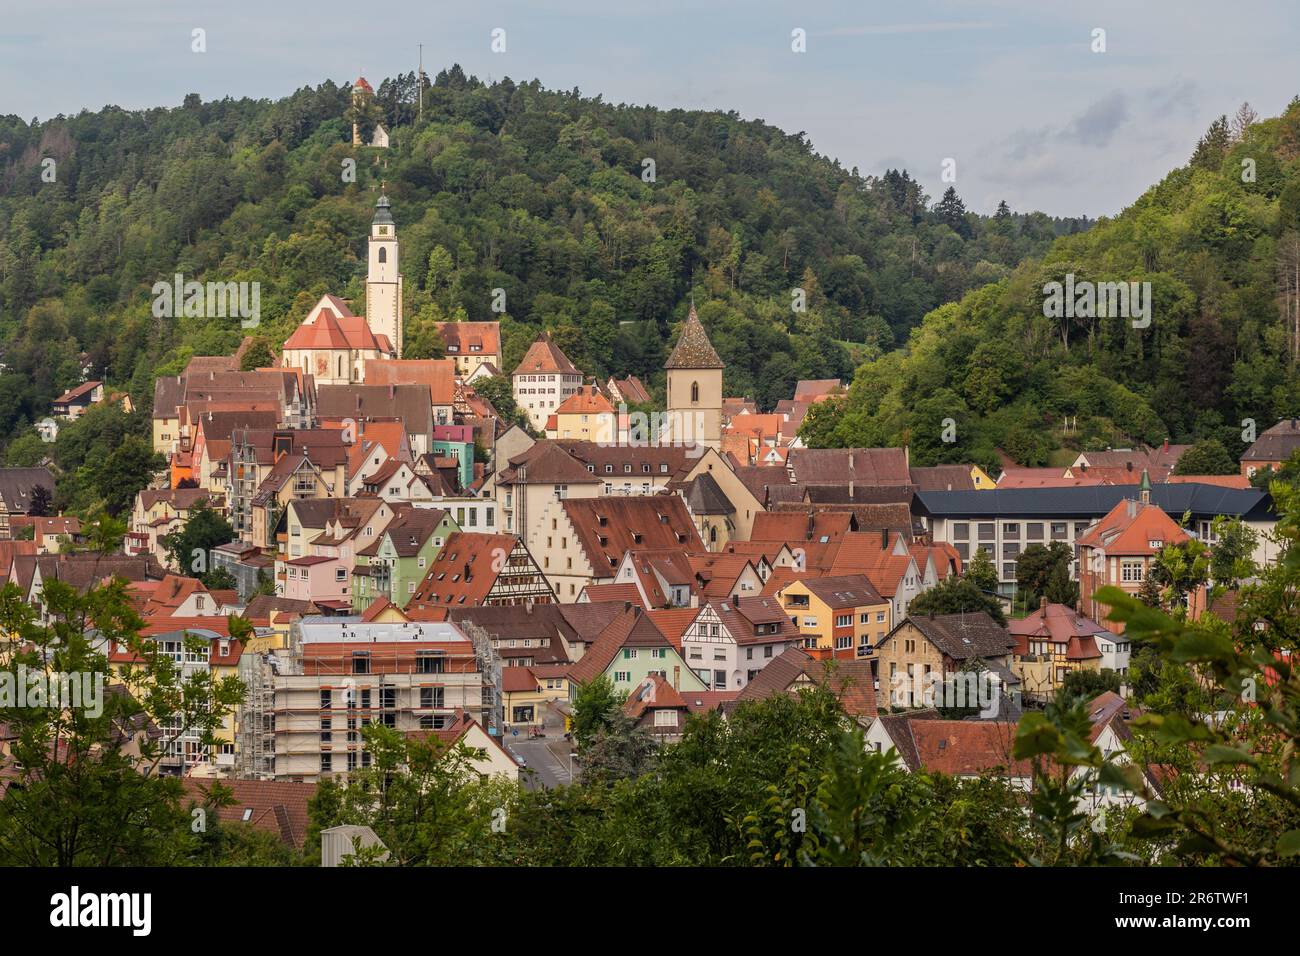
[378,247,387,263]
[1121,561,1144,582]
[352,653,370,675]
[653,710,678,727]
[835,614,852,627]
[320,753,332,773]
[952,523,969,541]
[1026,523,1044,540]
[1002,522,1020,537]
[691,382,700,403]
[613,671,631,683]
[1051,522,1068,539]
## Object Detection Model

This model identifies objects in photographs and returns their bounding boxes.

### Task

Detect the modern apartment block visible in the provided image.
[270,617,487,782]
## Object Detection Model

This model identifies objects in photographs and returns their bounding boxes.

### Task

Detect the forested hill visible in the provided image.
[0,66,1086,451]
[802,100,1300,473]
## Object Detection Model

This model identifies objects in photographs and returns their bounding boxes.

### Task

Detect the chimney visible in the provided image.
[1163,438,1169,453]
[1039,596,1047,615]
[1126,461,1133,472]
[624,601,632,612]
[881,528,888,549]
[1126,499,1137,518]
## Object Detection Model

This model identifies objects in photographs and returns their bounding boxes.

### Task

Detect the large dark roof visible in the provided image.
[0,468,55,514]
[884,612,1016,661]
[913,484,1275,521]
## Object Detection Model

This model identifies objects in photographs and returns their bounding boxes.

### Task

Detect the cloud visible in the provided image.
[1066,91,1129,146]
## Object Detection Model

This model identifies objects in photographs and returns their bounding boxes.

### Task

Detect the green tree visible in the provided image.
[163,502,235,576]
[95,435,163,516]
[571,675,622,749]
[0,578,247,865]
[964,546,999,594]
[4,432,46,468]
[1172,439,1237,475]
[1015,542,1072,608]
[908,575,1006,626]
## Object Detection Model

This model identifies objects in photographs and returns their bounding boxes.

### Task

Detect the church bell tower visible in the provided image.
[366,194,403,356]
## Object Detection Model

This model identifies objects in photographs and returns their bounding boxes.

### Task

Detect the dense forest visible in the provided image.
[802,100,1300,472]
[0,66,1088,459]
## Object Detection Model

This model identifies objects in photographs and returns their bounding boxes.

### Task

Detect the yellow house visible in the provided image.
[776,573,891,662]
[501,664,570,728]
[548,386,617,443]
[873,612,1016,709]
[970,465,996,489]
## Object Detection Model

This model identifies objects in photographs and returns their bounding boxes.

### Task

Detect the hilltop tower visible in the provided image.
[366,194,403,356]
[664,303,723,450]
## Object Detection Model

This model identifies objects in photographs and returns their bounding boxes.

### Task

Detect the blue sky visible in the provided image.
[2,0,1296,216]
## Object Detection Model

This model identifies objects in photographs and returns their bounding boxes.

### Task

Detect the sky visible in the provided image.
[1,0,1296,218]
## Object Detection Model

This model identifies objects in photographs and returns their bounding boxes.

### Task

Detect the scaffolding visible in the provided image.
[460,620,502,735]
[235,650,278,779]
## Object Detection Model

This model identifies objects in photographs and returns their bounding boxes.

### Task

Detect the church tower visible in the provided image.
[366,194,403,356]
[664,303,723,450]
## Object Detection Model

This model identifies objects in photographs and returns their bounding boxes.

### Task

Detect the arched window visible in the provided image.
[378,247,387,264]
[691,381,699,403]
[709,525,717,544]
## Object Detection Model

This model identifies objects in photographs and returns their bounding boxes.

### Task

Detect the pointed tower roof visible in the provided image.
[372,194,394,226]
[665,304,723,370]
[513,331,580,376]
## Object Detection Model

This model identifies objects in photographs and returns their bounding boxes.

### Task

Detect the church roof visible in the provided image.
[283,296,387,353]
[665,305,723,370]
[372,194,394,226]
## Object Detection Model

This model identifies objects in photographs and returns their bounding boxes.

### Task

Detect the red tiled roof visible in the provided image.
[283,296,386,353]
[1076,499,1189,555]
[513,332,579,376]
[437,321,501,358]
[555,385,614,416]
[364,359,456,405]
[181,778,316,848]
[561,496,704,573]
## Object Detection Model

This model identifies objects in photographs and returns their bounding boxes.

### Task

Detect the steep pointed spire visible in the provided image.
[665,303,723,370]
[1139,467,1151,504]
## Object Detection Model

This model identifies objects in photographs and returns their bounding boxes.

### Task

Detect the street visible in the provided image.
[506,735,574,790]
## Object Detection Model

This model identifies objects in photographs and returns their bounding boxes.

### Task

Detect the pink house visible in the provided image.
[282,554,348,604]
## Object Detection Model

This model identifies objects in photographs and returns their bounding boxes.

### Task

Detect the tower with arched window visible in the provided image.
[664,303,723,450]
[366,194,403,356]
